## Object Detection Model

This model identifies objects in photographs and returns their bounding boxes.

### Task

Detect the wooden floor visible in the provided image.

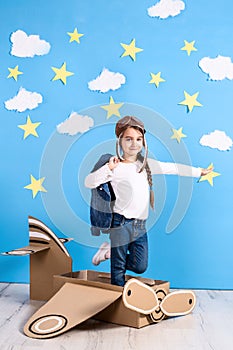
[0,283,233,350]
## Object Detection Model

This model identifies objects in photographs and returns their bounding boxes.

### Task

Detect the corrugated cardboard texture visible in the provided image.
[29,216,73,301]
[30,249,72,301]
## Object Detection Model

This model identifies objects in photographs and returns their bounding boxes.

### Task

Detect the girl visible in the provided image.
[85,116,212,286]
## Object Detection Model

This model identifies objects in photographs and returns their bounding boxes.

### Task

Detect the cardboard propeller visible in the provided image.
[122,279,196,322]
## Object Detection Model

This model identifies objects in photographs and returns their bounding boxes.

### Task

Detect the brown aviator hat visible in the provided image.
[115,116,148,172]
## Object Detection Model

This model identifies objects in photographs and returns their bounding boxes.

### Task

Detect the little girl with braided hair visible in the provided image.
[85,116,212,286]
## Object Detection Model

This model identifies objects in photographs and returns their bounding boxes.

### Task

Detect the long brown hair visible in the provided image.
[137,152,154,210]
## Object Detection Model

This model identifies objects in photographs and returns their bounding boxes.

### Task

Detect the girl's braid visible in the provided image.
[137,153,154,210]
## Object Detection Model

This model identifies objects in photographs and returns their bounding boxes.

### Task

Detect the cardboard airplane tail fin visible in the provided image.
[28,216,73,301]
[2,216,73,301]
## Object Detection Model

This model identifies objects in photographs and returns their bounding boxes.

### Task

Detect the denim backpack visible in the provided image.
[90,154,116,236]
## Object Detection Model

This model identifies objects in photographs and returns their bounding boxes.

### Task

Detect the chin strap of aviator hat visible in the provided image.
[140,136,148,173]
[116,131,125,161]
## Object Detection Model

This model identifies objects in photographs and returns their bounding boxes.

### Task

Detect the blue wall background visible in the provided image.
[0,0,232,289]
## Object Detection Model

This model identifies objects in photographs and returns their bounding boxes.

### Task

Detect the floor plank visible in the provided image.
[0,283,233,349]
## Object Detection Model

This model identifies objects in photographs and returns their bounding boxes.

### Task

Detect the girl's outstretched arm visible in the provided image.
[147,158,212,178]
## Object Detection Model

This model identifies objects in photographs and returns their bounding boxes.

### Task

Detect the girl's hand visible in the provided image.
[201,166,213,176]
[108,156,120,170]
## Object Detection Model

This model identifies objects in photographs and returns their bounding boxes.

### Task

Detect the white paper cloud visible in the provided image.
[57,112,94,136]
[88,68,126,93]
[4,87,43,112]
[147,0,185,19]
[10,30,51,58]
[200,130,232,151]
[199,55,233,81]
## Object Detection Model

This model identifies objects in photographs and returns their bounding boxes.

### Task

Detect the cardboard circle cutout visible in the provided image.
[29,314,68,336]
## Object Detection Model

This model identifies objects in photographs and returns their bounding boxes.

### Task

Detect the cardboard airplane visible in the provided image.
[2,216,196,339]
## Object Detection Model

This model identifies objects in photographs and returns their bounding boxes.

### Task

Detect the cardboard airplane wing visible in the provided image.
[24,282,122,339]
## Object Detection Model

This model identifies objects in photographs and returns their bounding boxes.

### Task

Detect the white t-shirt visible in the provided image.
[85,158,201,220]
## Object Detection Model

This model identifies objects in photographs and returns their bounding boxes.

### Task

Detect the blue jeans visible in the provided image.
[110,213,148,287]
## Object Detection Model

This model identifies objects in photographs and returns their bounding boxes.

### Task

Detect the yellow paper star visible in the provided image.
[101,96,124,119]
[181,40,197,56]
[18,116,41,139]
[179,91,202,113]
[67,28,84,43]
[120,39,143,61]
[149,72,165,88]
[7,65,23,81]
[171,127,187,143]
[24,175,47,198]
[51,62,74,85]
[198,163,221,186]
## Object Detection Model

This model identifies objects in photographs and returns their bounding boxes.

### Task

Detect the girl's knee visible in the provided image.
[133,261,148,274]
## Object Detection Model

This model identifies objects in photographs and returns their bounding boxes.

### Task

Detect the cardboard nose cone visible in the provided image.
[160,290,196,317]
[150,288,167,323]
[123,278,159,314]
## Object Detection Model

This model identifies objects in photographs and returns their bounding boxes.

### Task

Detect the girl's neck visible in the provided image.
[122,155,137,163]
